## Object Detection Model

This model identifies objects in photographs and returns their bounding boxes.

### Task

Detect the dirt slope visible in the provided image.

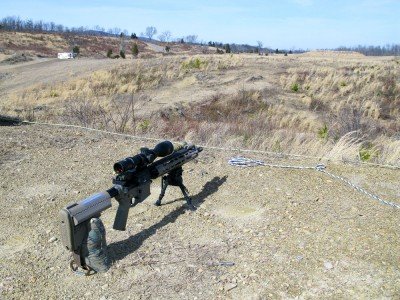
[0,124,399,299]
[0,57,128,95]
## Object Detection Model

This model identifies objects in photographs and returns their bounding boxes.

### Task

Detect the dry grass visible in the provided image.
[4,55,243,109]
[2,53,399,166]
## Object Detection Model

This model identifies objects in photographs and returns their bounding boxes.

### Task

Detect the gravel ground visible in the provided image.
[0,124,399,299]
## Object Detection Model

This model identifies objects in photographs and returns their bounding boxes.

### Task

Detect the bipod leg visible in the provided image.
[179,183,196,211]
[155,176,169,206]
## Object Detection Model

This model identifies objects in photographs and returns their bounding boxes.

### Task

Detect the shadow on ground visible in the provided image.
[108,175,228,262]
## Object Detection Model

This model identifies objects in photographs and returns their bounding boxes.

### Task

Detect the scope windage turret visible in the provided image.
[113,141,174,174]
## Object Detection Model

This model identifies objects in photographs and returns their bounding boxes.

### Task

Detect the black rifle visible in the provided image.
[59,141,202,273]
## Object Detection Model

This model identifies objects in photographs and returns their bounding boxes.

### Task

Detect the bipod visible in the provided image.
[154,167,196,210]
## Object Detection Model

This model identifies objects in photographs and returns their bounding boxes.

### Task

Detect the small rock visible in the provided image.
[101,284,109,290]
[324,261,333,270]
[224,283,237,291]
[48,237,57,243]
[200,170,208,176]
[296,255,304,262]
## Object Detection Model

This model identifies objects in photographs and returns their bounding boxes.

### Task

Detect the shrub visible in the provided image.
[107,49,113,58]
[181,58,207,69]
[318,124,329,139]
[291,83,299,92]
[359,143,377,162]
[137,119,150,132]
[120,50,125,59]
[165,45,170,53]
[49,91,59,97]
[359,148,372,161]
[224,44,231,53]
[132,43,139,57]
[72,46,80,55]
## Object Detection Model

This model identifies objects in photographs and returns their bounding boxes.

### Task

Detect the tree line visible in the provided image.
[0,16,130,37]
[335,45,400,56]
[1,16,398,56]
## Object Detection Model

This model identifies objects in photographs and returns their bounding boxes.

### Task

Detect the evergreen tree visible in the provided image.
[72,46,80,55]
[132,43,139,57]
[224,44,231,53]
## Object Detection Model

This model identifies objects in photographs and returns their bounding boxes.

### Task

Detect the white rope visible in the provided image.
[17,120,400,209]
[21,120,400,170]
[228,156,400,210]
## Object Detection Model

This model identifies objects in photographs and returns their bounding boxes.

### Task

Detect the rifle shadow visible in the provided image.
[108,175,228,263]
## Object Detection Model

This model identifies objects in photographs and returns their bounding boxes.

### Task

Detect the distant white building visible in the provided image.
[57,52,75,59]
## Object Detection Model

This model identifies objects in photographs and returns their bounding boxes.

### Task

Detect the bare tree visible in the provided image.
[185,35,198,44]
[257,41,263,53]
[145,26,157,39]
[158,33,166,42]
[158,30,172,42]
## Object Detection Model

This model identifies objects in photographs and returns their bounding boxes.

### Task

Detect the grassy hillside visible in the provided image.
[0,31,155,58]
[0,31,211,58]
[1,51,399,166]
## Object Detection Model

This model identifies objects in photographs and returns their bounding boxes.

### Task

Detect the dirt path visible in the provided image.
[144,42,165,53]
[0,124,399,299]
[0,58,127,96]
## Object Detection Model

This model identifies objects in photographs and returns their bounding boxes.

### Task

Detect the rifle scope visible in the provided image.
[113,140,174,174]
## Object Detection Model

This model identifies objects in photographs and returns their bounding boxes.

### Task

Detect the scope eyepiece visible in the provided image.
[113,155,144,174]
[113,141,174,174]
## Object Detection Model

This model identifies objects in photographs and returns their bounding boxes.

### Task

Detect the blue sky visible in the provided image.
[1,0,399,49]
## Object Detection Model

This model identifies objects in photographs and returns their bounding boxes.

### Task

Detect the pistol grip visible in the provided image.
[113,201,130,231]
